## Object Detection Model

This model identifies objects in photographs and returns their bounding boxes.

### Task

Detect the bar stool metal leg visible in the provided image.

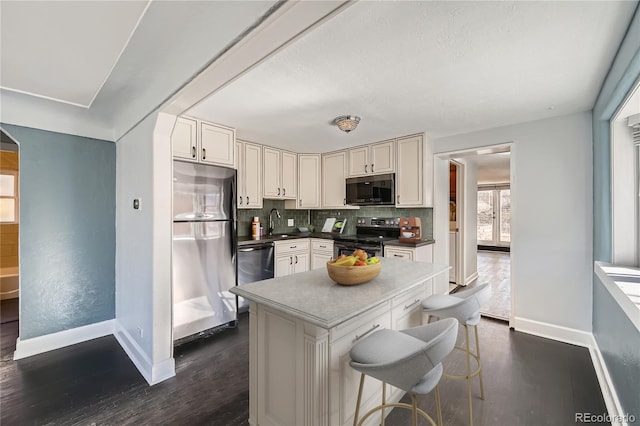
[435,385,443,426]
[353,373,365,426]
[475,324,485,400]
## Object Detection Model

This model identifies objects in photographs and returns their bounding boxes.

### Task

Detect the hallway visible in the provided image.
[476,250,511,321]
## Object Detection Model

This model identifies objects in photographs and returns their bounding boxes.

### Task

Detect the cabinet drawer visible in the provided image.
[330,302,390,343]
[391,284,426,311]
[311,239,333,253]
[384,247,414,260]
[275,239,310,255]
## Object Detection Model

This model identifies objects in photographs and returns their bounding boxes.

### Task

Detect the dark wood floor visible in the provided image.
[1,313,607,425]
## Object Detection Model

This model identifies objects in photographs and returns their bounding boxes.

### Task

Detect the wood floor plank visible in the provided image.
[0,313,606,425]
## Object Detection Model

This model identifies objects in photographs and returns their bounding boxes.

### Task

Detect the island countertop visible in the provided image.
[230,258,450,329]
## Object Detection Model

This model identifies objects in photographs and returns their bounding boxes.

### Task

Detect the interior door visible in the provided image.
[477,186,510,247]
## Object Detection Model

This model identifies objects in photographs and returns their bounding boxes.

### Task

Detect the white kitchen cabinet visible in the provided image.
[321,150,360,209]
[310,239,334,269]
[263,147,297,199]
[288,154,321,209]
[274,239,310,277]
[396,134,433,207]
[200,122,235,167]
[171,117,198,161]
[171,117,235,167]
[235,140,262,209]
[348,140,395,177]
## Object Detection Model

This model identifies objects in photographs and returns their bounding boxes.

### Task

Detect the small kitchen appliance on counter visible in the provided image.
[399,217,422,243]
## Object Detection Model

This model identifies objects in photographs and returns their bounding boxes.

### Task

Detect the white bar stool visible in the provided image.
[349,318,458,426]
[421,283,491,426]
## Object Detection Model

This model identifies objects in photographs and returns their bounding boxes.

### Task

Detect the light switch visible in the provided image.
[133,198,141,210]
[288,218,294,226]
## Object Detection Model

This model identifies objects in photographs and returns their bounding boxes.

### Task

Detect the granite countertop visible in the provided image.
[384,238,435,248]
[237,232,337,246]
[230,257,450,329]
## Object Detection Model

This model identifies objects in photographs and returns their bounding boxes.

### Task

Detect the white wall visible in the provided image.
[434,112,593,333]
[115,111,175,384]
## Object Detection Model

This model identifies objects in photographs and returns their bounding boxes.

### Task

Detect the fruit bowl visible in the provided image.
[326,261,381,286]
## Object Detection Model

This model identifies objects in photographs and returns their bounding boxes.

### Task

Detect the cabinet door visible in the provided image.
[396,134,432,207]
[281,151,297,198]
[311,252,332,270]
[263,147,281,198]
[348,146,369,177]
[275,255,293,277]
[298,154,321,209]
[322,151,348,208]
[200,122,235,166]
[244,142,263,208]
[370,140,395,174]
[235,141,245,207]
[292,252,309,274]
[172,117,197,161]
[384,247,414,260]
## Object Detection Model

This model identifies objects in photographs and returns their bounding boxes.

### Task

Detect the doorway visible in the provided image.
[437,145,513,324]
[0,130,19,324]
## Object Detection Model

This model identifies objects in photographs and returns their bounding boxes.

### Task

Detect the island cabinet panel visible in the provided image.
[329,304,392,426]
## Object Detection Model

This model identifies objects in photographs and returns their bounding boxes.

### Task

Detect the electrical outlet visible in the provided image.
[137,326,144,338]
[288,218,294,226]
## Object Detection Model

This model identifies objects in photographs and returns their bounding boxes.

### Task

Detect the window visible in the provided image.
[477,186,510,246]
[0,170,18,223]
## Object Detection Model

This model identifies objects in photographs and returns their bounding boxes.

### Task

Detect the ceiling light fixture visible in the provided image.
[334,115,361,133]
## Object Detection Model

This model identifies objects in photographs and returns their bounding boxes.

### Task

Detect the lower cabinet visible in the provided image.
[310,239,334,270]
[274,239,310,277]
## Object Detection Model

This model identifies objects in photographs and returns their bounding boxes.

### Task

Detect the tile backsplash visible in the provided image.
[237,201,433,238]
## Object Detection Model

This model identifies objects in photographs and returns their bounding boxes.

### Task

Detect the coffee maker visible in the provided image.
[399,217,422,243]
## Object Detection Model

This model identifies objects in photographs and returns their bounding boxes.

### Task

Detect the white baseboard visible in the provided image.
[14,319,116,360]
[464,271,479,286]
[588,336,627,426]
[512,316,593,348]
[113,322,175,386]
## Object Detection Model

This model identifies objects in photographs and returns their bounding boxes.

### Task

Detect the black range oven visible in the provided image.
[333,217,400,259]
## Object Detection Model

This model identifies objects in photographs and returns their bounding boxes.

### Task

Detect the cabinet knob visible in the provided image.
[246,196,250,204]
[371,163,374,172]
[239,196,243,205]
[295,255,298,264]
[202,147,206,160]
[277,187,281,196]
[299,199,302,207]
[191,146,196,159]
[283,187,286,196]
[290,256,293,265]
[365,164,368,173]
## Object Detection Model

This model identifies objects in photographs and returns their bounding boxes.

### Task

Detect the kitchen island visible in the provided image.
[231,258,450,426]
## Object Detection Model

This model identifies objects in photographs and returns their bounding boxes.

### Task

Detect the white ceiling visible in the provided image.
[188,1,637,152]
[0,1,637,146]
[1,1,150,107]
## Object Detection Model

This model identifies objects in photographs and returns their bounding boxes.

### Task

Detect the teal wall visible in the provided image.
[591,4,640,419]
[1,124,116,339]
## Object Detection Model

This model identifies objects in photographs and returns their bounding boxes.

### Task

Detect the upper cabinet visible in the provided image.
[287,154,321,209]
[348,140,395,177]
[263,147,297,199]
[396,134,433,207]
[172,117,235,168]
[236,140,262,209]
[322,150,349,208]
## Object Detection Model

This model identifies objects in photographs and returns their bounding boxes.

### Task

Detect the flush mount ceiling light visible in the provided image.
[334,115,361,133]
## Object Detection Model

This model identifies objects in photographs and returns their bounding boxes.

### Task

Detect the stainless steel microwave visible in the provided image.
[345,173,395,205]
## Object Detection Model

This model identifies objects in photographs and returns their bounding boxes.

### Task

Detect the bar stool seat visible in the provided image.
[349,318,458,426]
[421,283,491,426]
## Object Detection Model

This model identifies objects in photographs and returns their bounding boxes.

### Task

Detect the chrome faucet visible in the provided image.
[268,208,281,236]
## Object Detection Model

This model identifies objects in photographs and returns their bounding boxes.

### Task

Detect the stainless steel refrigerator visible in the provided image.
[172,160,237,342]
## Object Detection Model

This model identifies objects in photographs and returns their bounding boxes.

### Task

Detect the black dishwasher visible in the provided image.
[237,241,275,312]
